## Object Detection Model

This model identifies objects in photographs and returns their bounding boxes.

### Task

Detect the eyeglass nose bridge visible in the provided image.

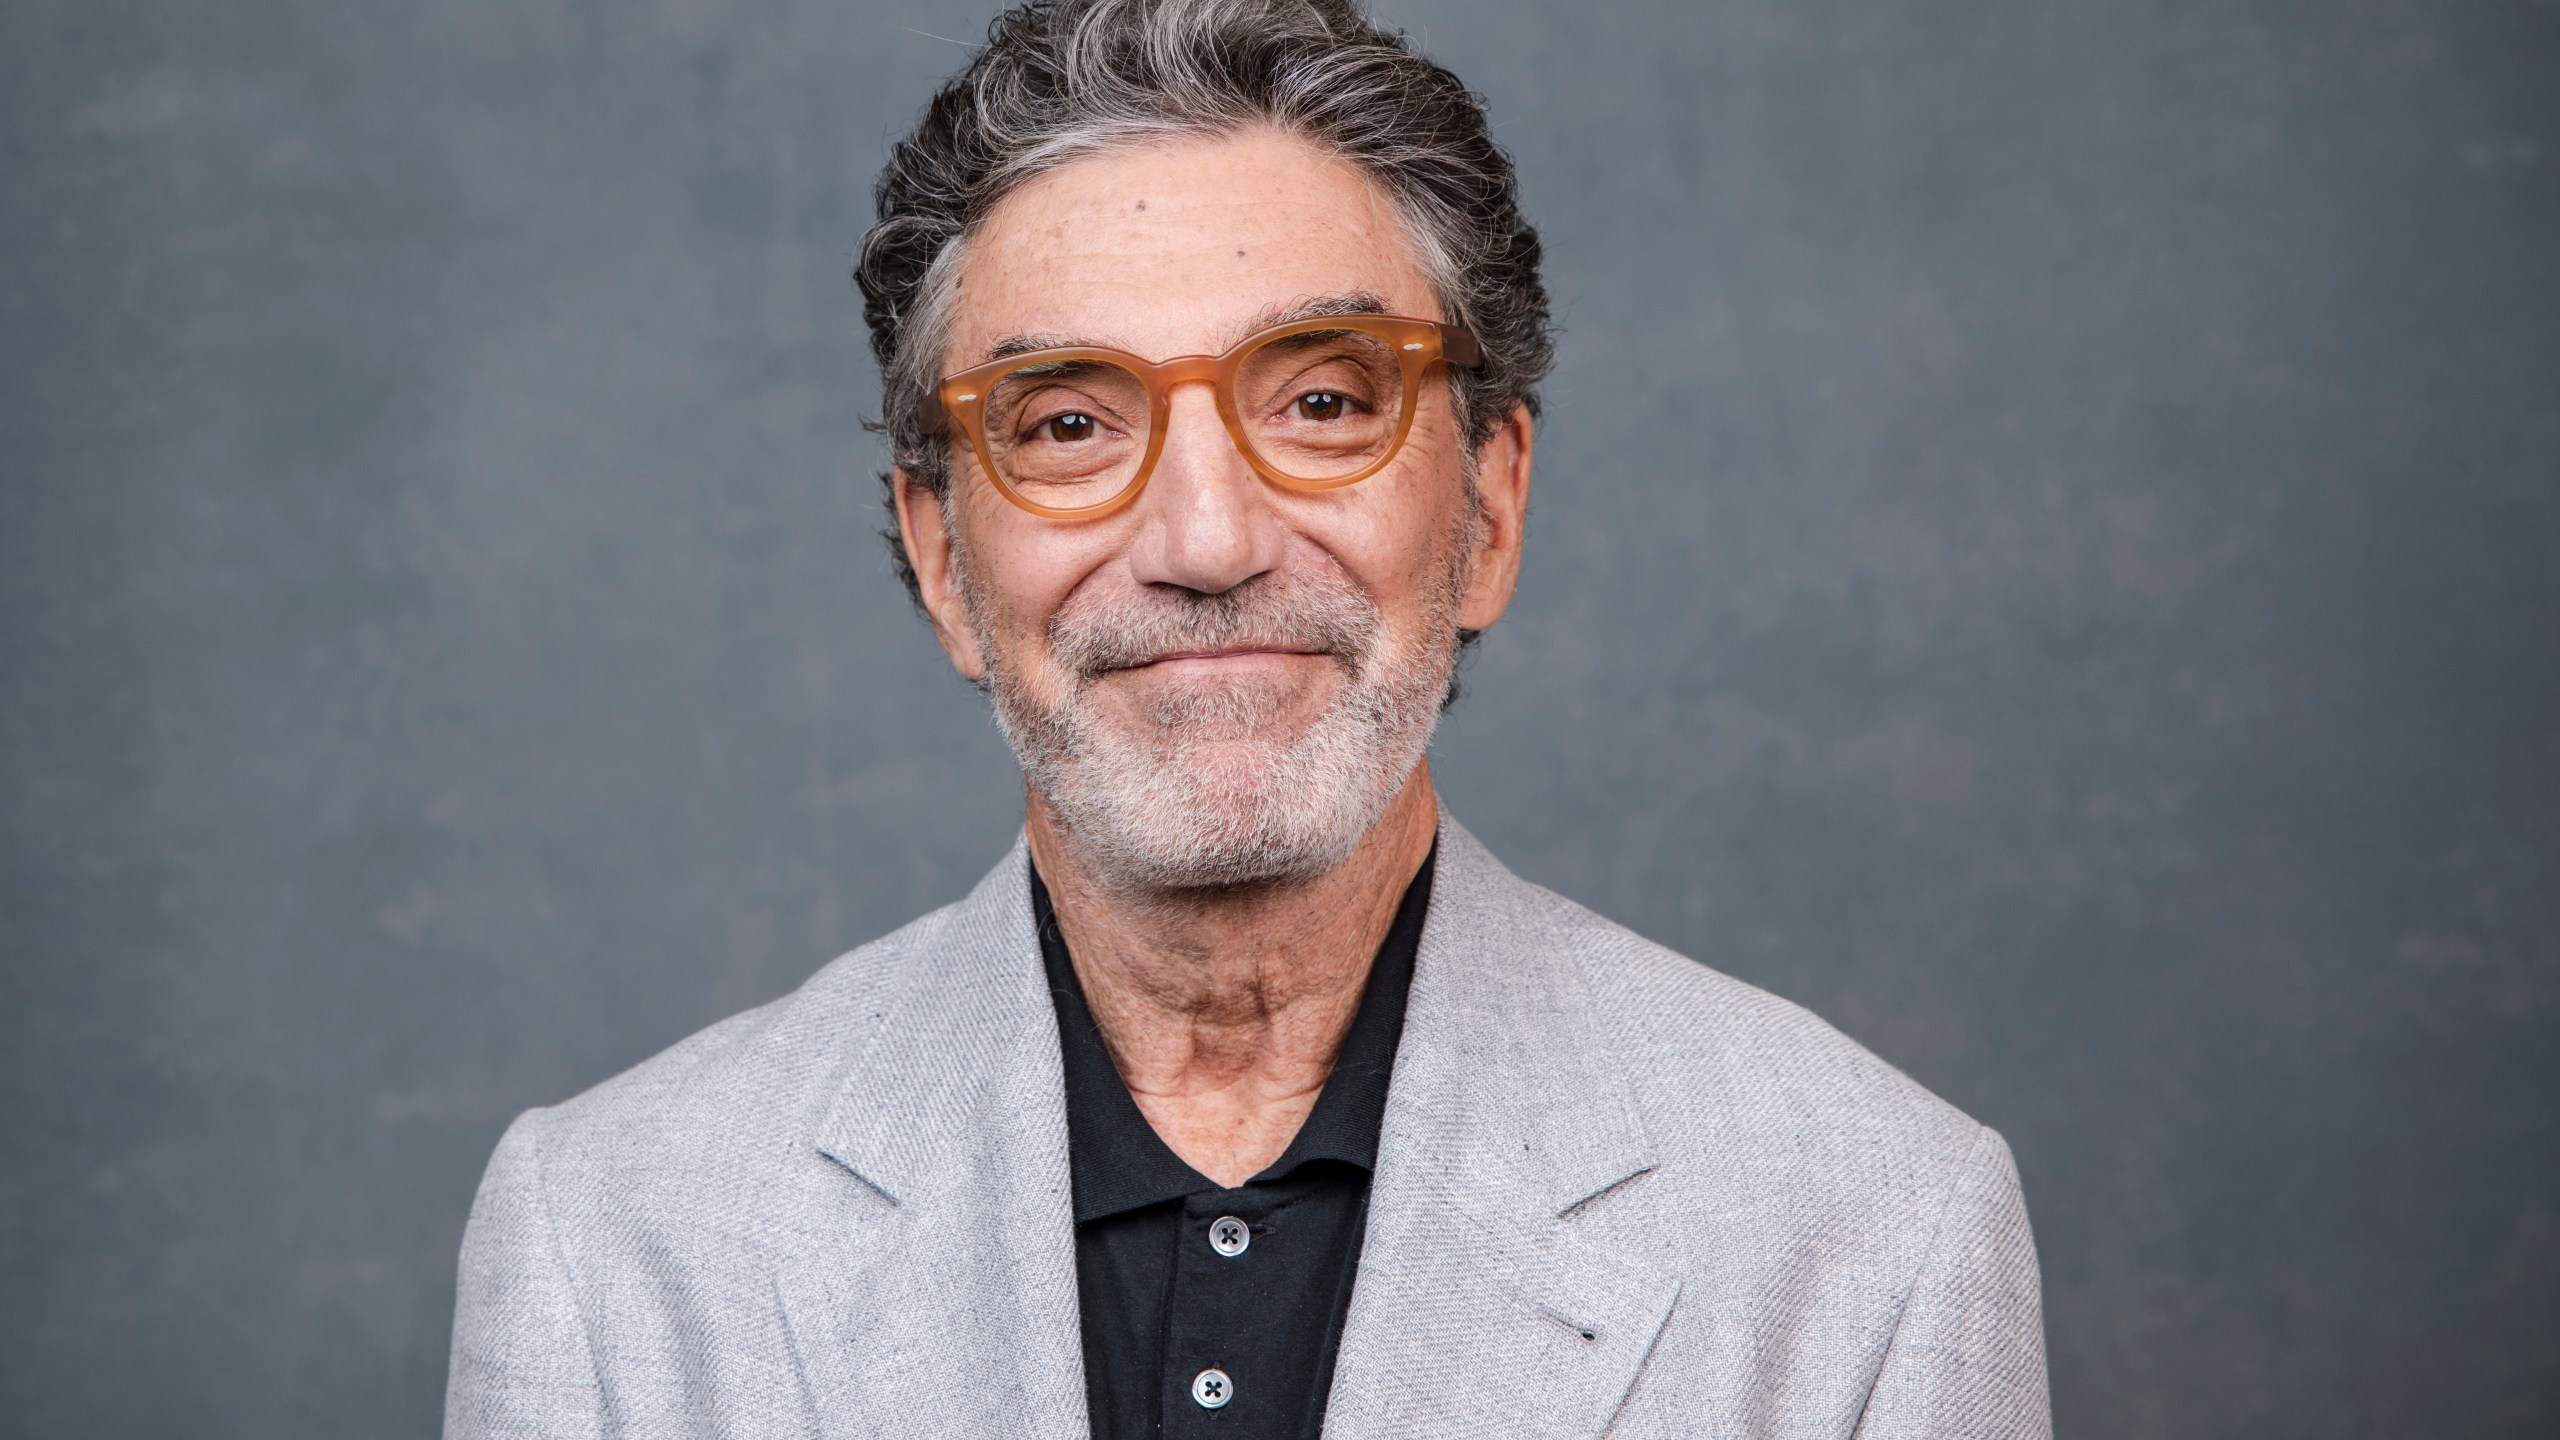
[1141,350,1253,466]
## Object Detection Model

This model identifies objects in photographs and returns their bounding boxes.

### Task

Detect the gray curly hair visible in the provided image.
[855,0,1554,604]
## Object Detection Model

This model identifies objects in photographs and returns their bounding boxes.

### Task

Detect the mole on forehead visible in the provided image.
[977,292,1395,364]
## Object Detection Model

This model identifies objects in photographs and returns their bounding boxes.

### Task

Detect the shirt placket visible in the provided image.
[1160,1188,1272,1435]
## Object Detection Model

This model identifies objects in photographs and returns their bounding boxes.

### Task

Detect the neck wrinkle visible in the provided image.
[1026,761,1436,1124]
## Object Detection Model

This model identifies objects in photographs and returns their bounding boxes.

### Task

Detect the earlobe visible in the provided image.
[891,469,988,682]
[1458,403,1534,633]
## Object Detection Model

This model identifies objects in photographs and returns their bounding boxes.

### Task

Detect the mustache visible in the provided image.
[1048,570,1380,679]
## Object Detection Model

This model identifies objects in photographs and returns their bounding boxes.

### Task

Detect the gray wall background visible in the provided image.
[3,0,2553,1433]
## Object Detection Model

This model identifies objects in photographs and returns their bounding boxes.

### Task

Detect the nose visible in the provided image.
[1123,382,1285,595]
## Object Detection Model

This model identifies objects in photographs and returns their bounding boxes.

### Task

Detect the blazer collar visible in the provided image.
[787,838,1092,1440]
[1399,816,1659,1217]
[809,836,1055,1209]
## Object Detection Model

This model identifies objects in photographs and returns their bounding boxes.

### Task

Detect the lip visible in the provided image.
[1111,647,1324,672]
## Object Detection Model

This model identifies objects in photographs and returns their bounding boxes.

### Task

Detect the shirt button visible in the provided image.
[1191,1368,1234,1410]
[1207,1215,1251,1257]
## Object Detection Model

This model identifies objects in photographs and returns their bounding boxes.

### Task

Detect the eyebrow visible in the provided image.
[976,291,1394,364]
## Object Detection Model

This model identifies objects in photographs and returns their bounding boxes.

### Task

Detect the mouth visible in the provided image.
[1107,646,1328,676]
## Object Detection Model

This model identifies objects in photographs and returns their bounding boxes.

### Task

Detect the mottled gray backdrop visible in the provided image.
[3,0,2553,1433]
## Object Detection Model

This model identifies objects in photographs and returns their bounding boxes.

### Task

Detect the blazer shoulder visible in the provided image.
[515,898,959,1170]
[1525,879,1987,1180]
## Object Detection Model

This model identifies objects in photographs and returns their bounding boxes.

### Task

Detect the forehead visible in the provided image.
[946,127,1442,365]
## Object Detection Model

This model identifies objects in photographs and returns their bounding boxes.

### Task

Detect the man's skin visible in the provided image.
[892,126,1535,1187]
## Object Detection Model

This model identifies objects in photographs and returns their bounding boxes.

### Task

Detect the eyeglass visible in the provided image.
[919,313,1482,519]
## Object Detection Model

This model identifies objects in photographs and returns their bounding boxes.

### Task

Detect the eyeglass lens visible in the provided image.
[974,327,1412,512]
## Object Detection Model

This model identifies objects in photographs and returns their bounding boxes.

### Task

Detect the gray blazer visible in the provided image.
[446,817,2049,1438]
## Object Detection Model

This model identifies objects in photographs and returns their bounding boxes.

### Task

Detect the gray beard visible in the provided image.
[961,552,1465,893]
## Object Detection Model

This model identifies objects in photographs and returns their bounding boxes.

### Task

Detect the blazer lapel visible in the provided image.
[777,839,1091,1440]
[1324,818,1679,1440]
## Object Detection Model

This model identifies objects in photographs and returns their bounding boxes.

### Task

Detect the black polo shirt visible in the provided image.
[1032,847,1432,1440]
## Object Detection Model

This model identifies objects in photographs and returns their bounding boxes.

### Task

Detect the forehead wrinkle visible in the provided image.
[975,292,1397,368]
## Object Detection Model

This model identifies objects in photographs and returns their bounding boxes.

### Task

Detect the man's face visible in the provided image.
[897,127,1530,889]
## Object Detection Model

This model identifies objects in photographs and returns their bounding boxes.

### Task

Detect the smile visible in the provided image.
[1110,647,1328,675]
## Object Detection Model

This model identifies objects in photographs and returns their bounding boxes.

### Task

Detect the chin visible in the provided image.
[1068,798,1379,893]
[1029,717,1425,893]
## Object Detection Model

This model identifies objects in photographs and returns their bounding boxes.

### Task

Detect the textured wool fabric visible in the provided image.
[444,815,2050,1438]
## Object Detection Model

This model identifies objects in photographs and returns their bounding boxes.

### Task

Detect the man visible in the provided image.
[444,0,2050,1435]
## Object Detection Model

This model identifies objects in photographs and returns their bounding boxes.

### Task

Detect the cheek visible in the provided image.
[1375,421,1477,559]
[1312,448,1474,615]
[954,498,1119,650]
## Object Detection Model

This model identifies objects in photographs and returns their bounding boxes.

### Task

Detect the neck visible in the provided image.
[1027,764,1438,1187]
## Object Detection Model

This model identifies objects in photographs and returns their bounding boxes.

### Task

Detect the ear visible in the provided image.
[891,468,989,683]
[1458,401,1534,632]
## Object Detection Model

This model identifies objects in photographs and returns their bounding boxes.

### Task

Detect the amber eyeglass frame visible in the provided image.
[918,314,1483,520]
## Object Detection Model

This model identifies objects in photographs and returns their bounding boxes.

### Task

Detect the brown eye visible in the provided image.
[1295,392,1348,422]
[1041,412,1099,443]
